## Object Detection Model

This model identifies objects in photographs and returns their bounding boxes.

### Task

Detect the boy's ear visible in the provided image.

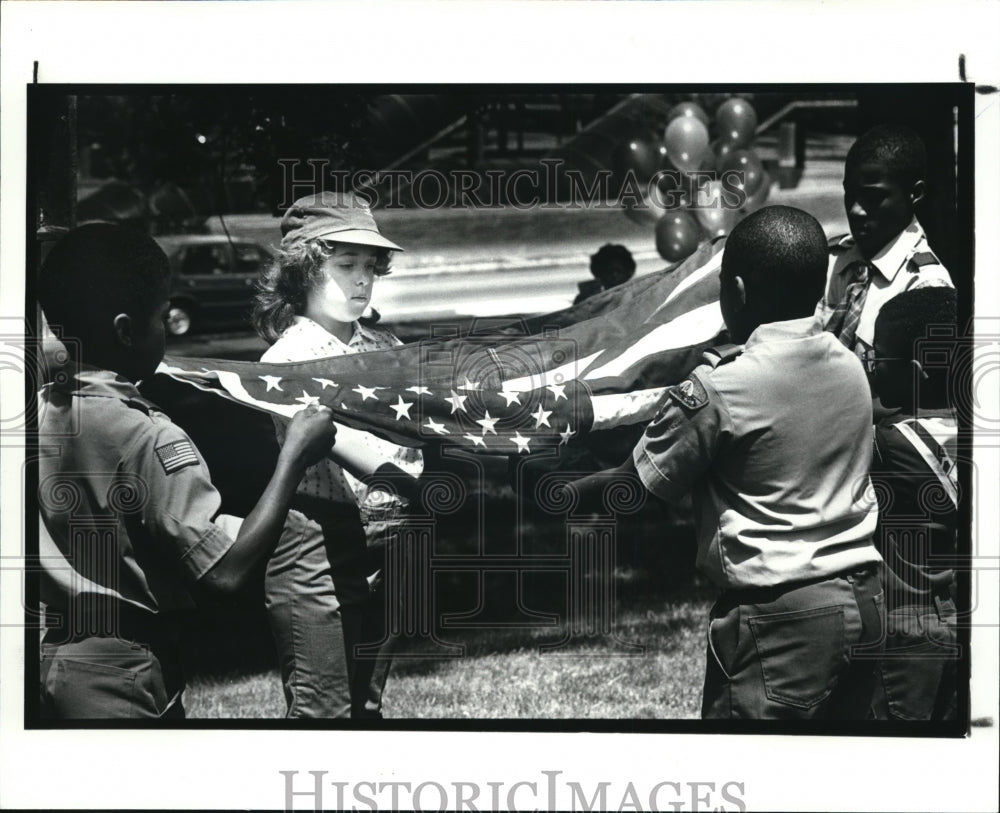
[734,275,747,309]
[112,313,134,348]
[909,179,926,207]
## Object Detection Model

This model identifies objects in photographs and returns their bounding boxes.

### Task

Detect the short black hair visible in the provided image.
[845,124,927,188]
[38,223,170,347]
[875,287,957,355]
[721,205,828,324]
[590,244,636,282]
[875,287,956,407]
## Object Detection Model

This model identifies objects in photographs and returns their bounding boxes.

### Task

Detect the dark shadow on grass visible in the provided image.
[388,586,714,679]
[179,479,709,685]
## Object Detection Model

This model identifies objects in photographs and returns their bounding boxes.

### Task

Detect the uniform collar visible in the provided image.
[289,315,370,350]
[744,315,824,350]
[49,363,140,400]
[838,217,924,283]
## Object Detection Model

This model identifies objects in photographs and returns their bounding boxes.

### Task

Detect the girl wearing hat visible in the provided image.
[253,192,422,718]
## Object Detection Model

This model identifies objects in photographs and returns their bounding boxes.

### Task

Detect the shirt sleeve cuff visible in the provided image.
[633,444,687,503]
[177,519,236,581]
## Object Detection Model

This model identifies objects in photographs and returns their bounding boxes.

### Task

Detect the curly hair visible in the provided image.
[590,243,636,283]
[252,240,392,344]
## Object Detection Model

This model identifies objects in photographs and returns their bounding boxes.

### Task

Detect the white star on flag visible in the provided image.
[531,404,552,428]
[425,417,450,435]
[498,389,522,407]
[546,382,567,401]
[509,432,531,454]
[445,390,468,414]
[353,384,381,402]
[476,410,499,436]
[390,396,414,421]
[295,391,320,407]
[157,238,727,462]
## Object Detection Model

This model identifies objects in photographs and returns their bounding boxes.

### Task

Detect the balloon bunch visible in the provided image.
[616,97,771,264]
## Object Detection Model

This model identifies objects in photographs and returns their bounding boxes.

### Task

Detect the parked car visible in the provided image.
[155,235,273,336]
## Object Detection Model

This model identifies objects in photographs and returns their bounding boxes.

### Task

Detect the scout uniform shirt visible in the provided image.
[817,217,953,360]
[633,316,881,590]
[38,366,237,616]
[871,408,958,609]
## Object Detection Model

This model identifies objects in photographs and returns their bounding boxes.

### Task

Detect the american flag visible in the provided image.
[152,239,724,460]
[154,439,199,474]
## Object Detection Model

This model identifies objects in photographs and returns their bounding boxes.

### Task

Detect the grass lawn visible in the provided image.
[185,589,711,720]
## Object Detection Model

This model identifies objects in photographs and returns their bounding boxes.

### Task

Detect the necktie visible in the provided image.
[827,261,871,349]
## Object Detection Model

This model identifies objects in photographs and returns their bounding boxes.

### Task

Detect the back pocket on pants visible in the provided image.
[749,605,845,709]
[40,638,170,719]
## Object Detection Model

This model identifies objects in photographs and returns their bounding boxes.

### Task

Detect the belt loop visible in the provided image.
[933,594,947,623]
[850,573,882,645]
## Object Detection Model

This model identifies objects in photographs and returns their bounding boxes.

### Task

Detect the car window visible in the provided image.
[233,243,269,272]
[180,244,232,275]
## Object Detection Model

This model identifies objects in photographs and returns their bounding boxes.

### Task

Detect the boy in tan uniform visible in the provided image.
[37,223,338,718]
[571,206,884,719]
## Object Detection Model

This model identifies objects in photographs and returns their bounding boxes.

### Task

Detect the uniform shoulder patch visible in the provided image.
[155,439,200,474]
[668,373,709,410]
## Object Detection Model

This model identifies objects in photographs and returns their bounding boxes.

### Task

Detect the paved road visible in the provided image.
[176,161,848,358]
[372,184,846,323]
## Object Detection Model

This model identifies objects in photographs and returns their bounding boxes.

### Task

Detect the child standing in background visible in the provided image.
[867,287,960,720]
[818,124,953,364]
[573,243,636,305]
[253,192,422,718]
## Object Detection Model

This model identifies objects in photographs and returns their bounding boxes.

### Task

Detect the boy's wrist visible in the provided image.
[275,447,311,479]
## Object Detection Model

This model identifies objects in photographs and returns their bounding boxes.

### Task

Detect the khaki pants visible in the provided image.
[40,634,184,720]
[702,568,885,719]
[265,506,386,719]
[871,598,959,720]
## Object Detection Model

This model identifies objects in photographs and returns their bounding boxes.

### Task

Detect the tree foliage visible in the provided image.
[78,90,373,212]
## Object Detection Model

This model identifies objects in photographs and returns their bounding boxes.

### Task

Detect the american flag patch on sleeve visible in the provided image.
[155,439,199,474]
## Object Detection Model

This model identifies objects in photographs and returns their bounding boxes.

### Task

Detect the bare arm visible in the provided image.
[327,423,417,479]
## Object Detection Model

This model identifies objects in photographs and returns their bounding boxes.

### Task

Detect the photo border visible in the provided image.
[2,5,997,812]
